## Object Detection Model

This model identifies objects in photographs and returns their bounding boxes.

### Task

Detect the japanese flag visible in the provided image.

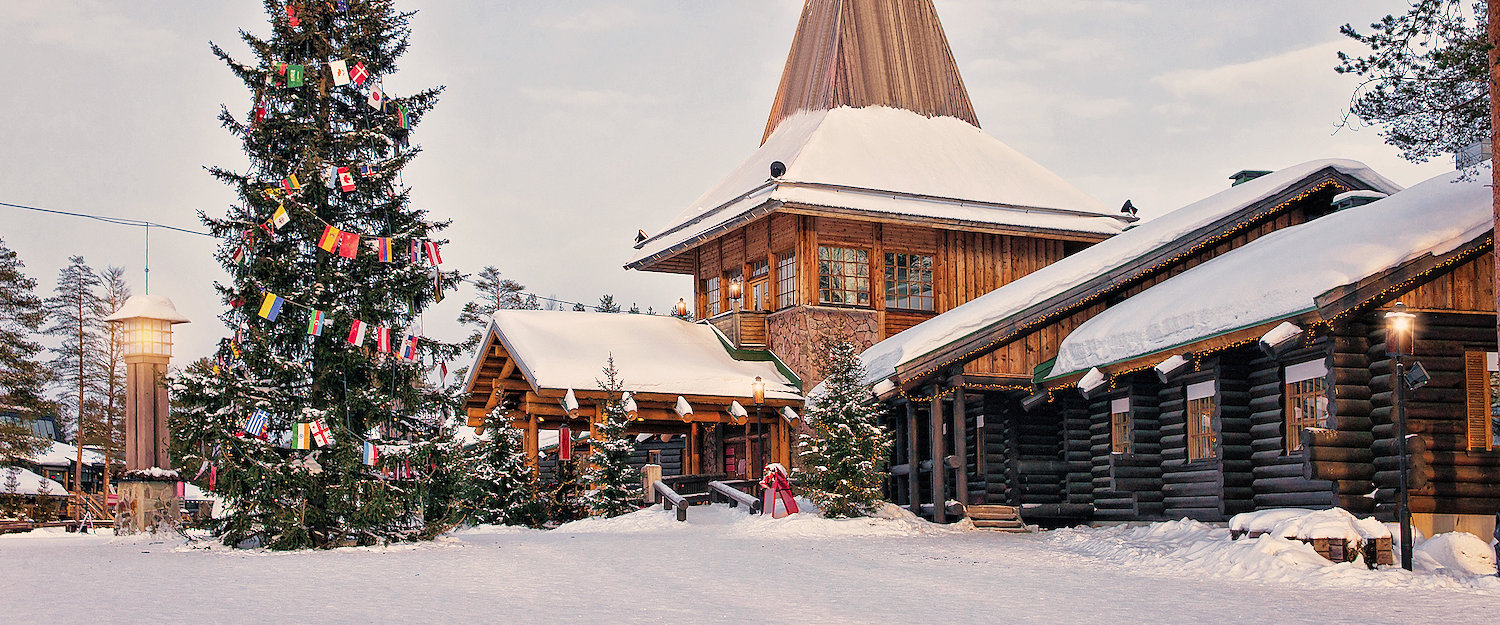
[367,88,384,111]
[328,59,350,86]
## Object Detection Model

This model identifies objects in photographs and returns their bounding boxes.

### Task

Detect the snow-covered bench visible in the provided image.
[1229,508,1394,567]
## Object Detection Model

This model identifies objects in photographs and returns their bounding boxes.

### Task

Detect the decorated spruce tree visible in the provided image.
[172,0,462,549]
[584,357,639,517]
[796,339,891,518]
[450,405,547,528]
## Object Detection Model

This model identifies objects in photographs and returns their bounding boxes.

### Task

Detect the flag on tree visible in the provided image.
[291,422,312,450]
[258,293,283,321]
[310,418,333,447]
[287,64,305,87]
[362,442,379,465]
[306,309,324,336]
[424,241,442,265]
[242,409,270,439]
[350,61,369,85]
[347,319,367,347]
[318,225,341,253]
[338,167,355,192]
[270,205,290,229]
[328,59,349,86]
[337,231,360,259]
[375,326,392,353]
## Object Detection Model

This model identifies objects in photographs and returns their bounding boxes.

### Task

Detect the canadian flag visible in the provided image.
[338,167,356,192]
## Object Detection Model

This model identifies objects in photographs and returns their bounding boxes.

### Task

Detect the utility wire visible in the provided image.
[1,200,213,237]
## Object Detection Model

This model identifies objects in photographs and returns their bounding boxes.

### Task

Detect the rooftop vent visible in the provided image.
[1330,190,1388,212]
[1229,170,1272,186]
[770,161,787,178]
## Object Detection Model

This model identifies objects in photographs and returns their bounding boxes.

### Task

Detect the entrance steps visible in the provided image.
[966,504,1030,533]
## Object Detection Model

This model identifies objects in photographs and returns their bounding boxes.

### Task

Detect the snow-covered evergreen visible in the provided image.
[584,357,639,517]
[796,339,891,518]
[451,407,546,528]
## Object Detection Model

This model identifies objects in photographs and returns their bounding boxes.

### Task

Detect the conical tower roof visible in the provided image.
[763,0,979,143]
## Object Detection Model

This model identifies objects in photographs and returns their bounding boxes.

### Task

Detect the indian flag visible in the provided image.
[291,422,312,450]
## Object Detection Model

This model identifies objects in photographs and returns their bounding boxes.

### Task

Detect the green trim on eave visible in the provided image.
[704,322,805,392]
[1032,358,1056,385]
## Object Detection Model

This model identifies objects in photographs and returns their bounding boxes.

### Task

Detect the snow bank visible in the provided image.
[1052,163,1489,377]
[1228,508,1313,536]
[1045,519,1500,594]
[1,466,65,495]
[26,441,105,467]
[551,500,954,539]
[1415,533,1497,576]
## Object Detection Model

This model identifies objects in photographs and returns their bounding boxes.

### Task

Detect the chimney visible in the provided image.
[1330,190,1388,212]
[1228,170,1272,186]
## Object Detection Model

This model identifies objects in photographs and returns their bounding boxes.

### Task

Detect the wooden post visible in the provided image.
[952,375,968,508]
[930,385,947,523]
[688,422,700,475]
[524,415,540,474]
[906,399,920,516]
[642,464,662,505]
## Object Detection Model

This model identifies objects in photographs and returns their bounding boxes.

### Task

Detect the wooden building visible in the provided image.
[851,160,1401,523]
[460,311,802,480]
[1036,166,1498,539]
[626,0,1132,389]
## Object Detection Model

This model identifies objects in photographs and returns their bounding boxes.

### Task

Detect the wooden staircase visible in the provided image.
[966,504,1030,532]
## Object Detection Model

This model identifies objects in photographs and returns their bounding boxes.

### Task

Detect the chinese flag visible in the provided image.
[337,231,360,259]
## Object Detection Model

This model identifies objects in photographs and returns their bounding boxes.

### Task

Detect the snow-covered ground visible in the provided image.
[1,504,1496,624]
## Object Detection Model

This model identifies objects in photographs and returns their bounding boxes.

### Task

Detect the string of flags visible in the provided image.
[255,290,424,362]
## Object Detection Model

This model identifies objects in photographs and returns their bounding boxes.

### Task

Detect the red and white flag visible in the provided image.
[347,319,368,347]
[424,241,443,265]
[310,418,333,447]
[367,87,384,111]
[338,167,356,192]
[375,326,392,353]
[350,61,369,85]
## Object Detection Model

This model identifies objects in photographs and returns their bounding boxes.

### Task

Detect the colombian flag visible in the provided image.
[258,293,283,321]
[318,225,341,253]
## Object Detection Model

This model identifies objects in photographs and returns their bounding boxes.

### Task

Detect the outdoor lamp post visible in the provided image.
[728,278,743,311]
[752,376,765,478]
[674,298,688,318]
[102,294,190,534]
[1384,301,1416,571]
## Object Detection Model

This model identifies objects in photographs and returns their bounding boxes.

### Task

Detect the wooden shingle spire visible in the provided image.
[762,0,980,143]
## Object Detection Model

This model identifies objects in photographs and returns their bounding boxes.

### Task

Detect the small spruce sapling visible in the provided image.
[795,339,891,518]
[584,356,640,517]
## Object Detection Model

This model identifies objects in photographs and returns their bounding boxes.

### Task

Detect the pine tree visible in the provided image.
[546,455,589,525]
[584,357,639,517]
[171,0,461,549]
[455,265,529,350]
[89,267,130,488]
[43,256,105,495]
[795,339,891,518]
[571,302,587,312]
[594,294,620,313]
[451,405,546,527]
[0,238,52,458]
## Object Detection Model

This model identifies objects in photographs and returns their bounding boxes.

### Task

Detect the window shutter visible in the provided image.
[1463,351,1492,452]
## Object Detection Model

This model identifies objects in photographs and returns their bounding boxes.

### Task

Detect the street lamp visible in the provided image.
[1384,301,1416,571]
[752,376,765,478]
[674,298,688,318]
[101,294,190,534]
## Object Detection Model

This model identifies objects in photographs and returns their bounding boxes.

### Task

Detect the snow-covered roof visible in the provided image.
[849,158,1402,388]
[480,311,801,401]
[1,466,65,495]
[628,106,1127,269]
[1049,164,1490,378]
[25,441,106,467]
[101,294,191,324]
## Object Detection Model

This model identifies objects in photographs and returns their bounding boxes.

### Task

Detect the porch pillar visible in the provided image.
[930,385,947,523]
[524,415,539,474]
[952,375,968,507]
[906,399,920,516]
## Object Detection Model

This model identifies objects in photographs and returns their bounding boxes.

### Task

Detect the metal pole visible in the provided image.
[1395,355,1414,571]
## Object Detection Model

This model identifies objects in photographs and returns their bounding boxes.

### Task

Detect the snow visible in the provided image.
[1050,164,1488,378]
[1415,533,1498,576]
[1154,354,1188,379]
[1077,367,1105,394]
[1229,508,1390,543]
[24,440,105,467]
[851,158,1401,388]
[2,511,1496,624]
[1,466,65,495]
[475,311,801,402]
[1260,321,1302,349]
[630,106,1125,268]
[100,293,192,324]
[122,467,181,480]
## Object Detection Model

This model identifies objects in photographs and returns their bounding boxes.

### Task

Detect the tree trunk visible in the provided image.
[1491,0,1499,359]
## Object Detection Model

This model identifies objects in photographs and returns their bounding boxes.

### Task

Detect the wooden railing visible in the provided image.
[652,481,690,522]
[708,480,762,513]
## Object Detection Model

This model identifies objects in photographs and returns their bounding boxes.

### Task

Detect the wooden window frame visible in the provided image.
[1463,351,1498,452]
[747,259,770,312]
[1185,380,1218,462]
[883,251,935,312]
[817,245,871,307]
[1110,397,1133,455]
[775,251,797,310]
[1284,359,1330,454]
[705,276,721,317]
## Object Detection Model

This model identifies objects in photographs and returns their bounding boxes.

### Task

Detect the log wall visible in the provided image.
[1090,379,1164,521]
[1247,340,1341,510]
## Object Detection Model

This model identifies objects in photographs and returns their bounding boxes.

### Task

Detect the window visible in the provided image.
[1284,359,1329,453]
[748,260,769,311]
[705,276,721,317]
[1186,380,1218,461]
[1462,351,1499,452]
[1110,397,1133,454]
[817,246,870,306]
[884,252,934,311]
[776,252,797,309]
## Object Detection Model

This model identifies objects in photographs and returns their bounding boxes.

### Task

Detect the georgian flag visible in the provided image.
[310,418,333,447]
[347,319,368,347]
[328,59,350,86]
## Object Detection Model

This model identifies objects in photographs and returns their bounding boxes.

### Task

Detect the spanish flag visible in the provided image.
[318,225,341,253]
[258,293,283,321]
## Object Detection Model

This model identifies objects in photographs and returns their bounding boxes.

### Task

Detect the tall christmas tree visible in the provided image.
[584,357,639,517]
[172,0,461,549]
[796,339,891,518]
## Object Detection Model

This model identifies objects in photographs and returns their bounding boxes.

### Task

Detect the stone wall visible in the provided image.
[768,306,880,391]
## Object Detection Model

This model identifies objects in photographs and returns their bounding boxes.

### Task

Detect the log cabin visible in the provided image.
[460,311,802,481]
[625,0,1132,391]
[851,159,1402,523]
[1040,165,1498,540]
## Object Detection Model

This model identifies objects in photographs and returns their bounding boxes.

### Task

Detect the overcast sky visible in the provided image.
[1,0,1455,369]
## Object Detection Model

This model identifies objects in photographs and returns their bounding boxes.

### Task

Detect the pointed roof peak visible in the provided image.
[763,0,979,143]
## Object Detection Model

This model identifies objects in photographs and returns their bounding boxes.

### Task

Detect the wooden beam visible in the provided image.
[906,400,920,516]
[952,374,968,507]
[930,386,947,523]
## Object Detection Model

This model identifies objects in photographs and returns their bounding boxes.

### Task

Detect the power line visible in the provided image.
[0,200,213,237]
